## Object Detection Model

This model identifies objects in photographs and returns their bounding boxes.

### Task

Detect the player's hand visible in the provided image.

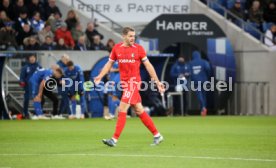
[60,80,65,86]
[156,81,165,94]
[34,95,41,102]
[19,82,26,88]
[94,76,102,85]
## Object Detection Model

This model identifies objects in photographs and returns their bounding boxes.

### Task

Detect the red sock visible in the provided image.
[113,112,127,140]
[139,112,159,136]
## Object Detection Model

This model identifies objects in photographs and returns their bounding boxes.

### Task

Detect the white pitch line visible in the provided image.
[0,153,275,162]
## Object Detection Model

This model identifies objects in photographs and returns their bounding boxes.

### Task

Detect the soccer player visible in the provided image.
[56,54,71,116]
[94,27,165,147]
[64,61,86,119]
[29,66,63,119]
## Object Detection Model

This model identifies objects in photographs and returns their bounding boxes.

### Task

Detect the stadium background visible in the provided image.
[0,0,275,118]
[0,0,276,167]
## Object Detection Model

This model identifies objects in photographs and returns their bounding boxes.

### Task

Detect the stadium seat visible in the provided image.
[262,22,274,32]
[244,22,261,40]
[209,2,225,16]
[227,0,235,9]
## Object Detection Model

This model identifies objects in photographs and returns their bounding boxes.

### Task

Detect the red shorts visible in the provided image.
[121,82,141,105]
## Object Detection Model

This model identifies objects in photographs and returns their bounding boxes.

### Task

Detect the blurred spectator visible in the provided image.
[0,22,17,51]
[74,35,88,51]
[229,0,245,22]
[31,11,44,33]
[264,25,276,50]
[47,11,62,32]
[15,9,33,47]
[13,0,28,20]
[90,35,106,50]
[85,22,103,46]
[170,56,190,85]
[38,22,53,44]
[14,8,31,31]
[0,11,11,29]
[71,22,84,43]
[28,0,45,20]
[0,0,13,20]
[245,0,268,10]
[55,38,68,50]
[45,0,61,20]
[40,35,55,50]
[264,2,276,23]
[55,22,75,49]
[106,38,115,53]
[65,10,79,31]
[248,0,264,25]
[16,24,34,47]
[24,36,40,50]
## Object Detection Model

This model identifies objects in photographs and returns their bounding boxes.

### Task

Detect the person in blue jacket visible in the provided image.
[170,56,190,85]
[108,62,121,118]
[57,54,70,71]
[170,56,190,115]
[56,54,71,116]
[189,51,211,116]
[65,61,86,119]
[29,66,63,119]
[19,54,42,119]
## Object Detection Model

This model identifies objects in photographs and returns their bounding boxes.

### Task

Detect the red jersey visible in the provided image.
[109,42,148,82]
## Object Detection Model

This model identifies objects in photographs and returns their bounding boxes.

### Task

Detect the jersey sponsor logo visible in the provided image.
[118,59,135,63]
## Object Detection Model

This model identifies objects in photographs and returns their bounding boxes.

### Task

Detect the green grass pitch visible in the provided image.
[0,116,276,168]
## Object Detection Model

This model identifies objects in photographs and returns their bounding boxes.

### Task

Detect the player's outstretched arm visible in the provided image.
[143,60,165,94]
[94,60,114,85]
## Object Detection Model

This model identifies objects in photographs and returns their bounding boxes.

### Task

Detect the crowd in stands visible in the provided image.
[0,0,115,51]
[201,0,276,49]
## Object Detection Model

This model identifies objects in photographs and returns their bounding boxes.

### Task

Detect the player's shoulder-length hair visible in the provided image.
[122,27,135,35]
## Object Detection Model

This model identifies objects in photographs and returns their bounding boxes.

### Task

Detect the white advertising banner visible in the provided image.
[74,0,191,22]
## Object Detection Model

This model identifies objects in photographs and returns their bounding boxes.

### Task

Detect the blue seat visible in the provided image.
[244,22,261,40]
[227,0,246,9]
[227,0,235,9]
[262,22,274,32]
[210,2,225,16]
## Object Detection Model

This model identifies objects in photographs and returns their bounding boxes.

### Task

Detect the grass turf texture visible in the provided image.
[0,116,276,168]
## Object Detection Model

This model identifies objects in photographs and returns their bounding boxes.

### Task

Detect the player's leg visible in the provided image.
[102,101,130,147]
[68,85,77,119]
[70,95,77,119]
[201,89,207,116]
[43,89,59,116]
[58,87,69,114]
[80,94,86,119]
[31,83,43,117]
[195,88,207,116]
[133,103,164,145]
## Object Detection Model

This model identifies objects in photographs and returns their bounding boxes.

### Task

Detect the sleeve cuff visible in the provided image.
[141,57,148,62]
[109,58,115,62]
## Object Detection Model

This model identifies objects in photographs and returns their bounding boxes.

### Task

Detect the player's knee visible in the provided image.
[118,107,127,113]
[134,107,144,115]
[135,110,143,115]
